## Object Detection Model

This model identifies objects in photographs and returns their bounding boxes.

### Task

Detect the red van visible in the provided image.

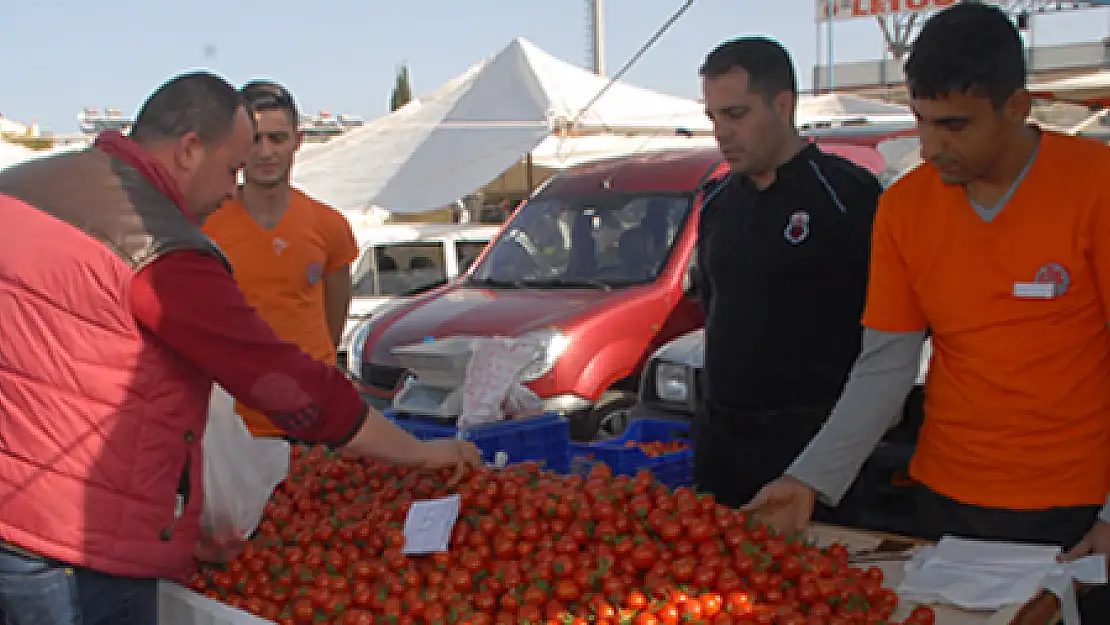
[351,136,906,440]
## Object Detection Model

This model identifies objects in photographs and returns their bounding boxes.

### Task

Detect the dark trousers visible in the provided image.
[0,545,157,625]
[692,401,856,525]
[915,485,1110,623]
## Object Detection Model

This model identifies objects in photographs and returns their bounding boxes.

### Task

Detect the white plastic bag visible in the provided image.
[201,385,291,541]
[503,383,544,419]
[458,337,542,429]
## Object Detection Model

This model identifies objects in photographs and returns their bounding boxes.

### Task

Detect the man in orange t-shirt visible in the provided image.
[204,81,358,438]
[746,5,1110,618]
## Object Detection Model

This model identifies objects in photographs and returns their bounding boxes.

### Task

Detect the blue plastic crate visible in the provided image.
[568,418,693,488]
[385,411,571,474]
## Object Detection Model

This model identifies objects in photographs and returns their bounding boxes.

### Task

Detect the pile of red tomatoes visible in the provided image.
[187,444,937,625]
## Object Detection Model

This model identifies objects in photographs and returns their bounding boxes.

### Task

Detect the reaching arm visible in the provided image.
[786,328,926,504]
[129,251,457,467]
[323,266,352,348]
[785,186,930,503]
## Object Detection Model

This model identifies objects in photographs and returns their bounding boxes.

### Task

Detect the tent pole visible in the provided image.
[526,152,535,195]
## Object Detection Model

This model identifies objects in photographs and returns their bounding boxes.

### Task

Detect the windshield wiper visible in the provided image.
[521,277,613,291]
[468,277,527,289]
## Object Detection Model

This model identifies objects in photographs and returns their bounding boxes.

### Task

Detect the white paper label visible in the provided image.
[402,494,461,555]
[1013,282,1056,299]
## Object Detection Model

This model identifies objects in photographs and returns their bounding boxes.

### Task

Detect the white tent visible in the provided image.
[1031,71,1110,105]
[0,140,34,170]
[292,37,712,214]
[795,94,913,127]
[0,141,90,172]
[530,134,718,170]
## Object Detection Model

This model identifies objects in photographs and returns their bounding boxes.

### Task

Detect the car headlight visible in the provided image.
[516,328,571,382]
[654,362,690,403]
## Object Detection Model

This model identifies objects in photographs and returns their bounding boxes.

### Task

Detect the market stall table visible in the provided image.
[807,525,1059,625]
[158,524,1060,625]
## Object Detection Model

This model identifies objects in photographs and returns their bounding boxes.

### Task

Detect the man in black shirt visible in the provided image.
[693,37,882,510]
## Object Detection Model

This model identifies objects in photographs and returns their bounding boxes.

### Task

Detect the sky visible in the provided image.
[4,0,1109,133]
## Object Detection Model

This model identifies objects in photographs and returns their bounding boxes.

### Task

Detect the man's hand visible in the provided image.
[1062,520,1110,563]
[419,439,483,487]
[741,476,818,534]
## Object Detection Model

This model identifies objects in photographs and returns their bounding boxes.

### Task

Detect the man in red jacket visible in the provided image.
[0,71,480,625]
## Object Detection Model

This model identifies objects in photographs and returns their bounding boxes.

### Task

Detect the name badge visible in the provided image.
[1013,282,1056,299]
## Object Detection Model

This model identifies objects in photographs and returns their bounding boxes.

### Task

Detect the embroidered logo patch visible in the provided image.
[1033,262,1070,296]
[784,210,810,245]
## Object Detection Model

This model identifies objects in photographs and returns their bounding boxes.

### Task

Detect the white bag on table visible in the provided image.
[200,385,290,541]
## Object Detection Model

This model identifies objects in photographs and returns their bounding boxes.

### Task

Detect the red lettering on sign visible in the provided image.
[823,0,961,20]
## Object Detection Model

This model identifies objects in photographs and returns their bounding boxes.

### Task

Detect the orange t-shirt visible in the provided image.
[203,189,358,437]
[864,132,1110,510]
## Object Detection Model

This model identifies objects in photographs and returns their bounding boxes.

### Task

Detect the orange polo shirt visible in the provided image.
[203,189,358,437]
[865,131,1110,510]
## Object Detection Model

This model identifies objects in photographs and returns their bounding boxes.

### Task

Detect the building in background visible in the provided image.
[77,108,131,136]
[299,111,365,142]
[0,114,36,137]
[811,1,1110,101]
[74,107,365,142]
[813,41,1110,102]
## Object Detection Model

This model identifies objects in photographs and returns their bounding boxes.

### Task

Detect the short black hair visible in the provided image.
[240,80,300,126]
[699,37,797,100]
[130,71,243,146]
[905,3,1026,108]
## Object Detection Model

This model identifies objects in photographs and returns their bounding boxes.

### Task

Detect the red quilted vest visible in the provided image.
[0,148,227,579]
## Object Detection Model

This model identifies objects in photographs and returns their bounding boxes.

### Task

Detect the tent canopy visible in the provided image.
[292,38,712,214]
[1031,71,1110,106]
[795,94,912,126]
[0,140,34,170]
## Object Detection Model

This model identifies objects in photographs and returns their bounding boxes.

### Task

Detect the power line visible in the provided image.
[569,0,696,130]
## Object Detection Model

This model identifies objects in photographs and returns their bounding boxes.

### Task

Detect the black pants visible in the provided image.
[915,485,1110,623]
[691,401,859,525]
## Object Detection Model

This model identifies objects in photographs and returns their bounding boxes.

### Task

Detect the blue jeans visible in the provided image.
[0,545,157,625]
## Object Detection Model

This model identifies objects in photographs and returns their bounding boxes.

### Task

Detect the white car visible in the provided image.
[339,223,500,371]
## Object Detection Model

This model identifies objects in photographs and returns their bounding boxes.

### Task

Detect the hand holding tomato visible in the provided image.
[741,476,816,534]
[417,439,482,486]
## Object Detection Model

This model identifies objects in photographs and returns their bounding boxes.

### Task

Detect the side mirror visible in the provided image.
[683,247,698,296]
[683,269,696,295]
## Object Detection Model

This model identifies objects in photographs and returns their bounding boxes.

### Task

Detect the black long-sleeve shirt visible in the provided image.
[695,143,881,412]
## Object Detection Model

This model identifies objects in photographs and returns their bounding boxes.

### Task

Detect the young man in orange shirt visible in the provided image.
[204,81,359,438]
[745,4,1110,618]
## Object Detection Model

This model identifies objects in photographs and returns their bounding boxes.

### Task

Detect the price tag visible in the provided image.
[402,494,461,555]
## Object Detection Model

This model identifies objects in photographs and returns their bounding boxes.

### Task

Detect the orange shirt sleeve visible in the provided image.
[321,206,359,275]
[861,192,929,332]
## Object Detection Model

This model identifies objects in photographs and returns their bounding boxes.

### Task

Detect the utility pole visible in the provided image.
[587,0,606,75]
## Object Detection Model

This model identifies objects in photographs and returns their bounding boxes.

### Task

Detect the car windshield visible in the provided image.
[470,194,691,288]
[351,242,448,297]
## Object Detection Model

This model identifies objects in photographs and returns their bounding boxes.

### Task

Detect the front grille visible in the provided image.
[360,363,407,391]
